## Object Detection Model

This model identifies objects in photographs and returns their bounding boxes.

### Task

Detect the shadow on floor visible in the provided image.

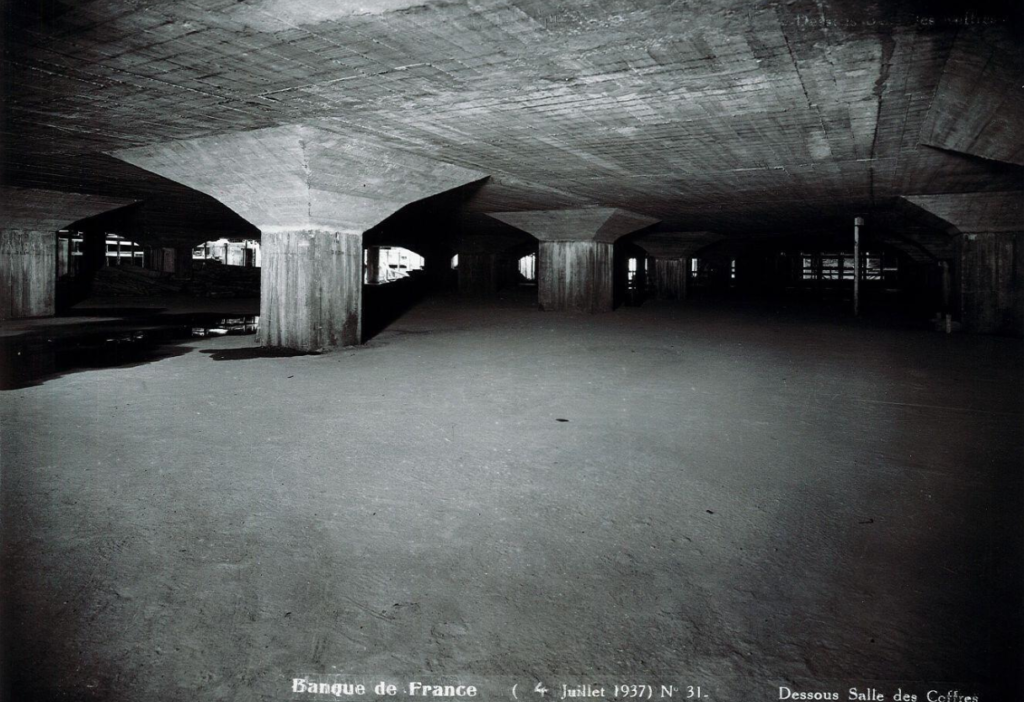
[200,346,308,361]
[362,274,433,343]
[0,313,259,390]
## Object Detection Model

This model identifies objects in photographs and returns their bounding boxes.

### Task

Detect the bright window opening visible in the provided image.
[365,246,425,285]
[193,239,261,267]
[801,252,885,281]
[518,253,536,281]
[627,257,648,290]
[103,234,144,265]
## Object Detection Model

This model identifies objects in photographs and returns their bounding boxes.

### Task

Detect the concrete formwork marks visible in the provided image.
[539,240,614,313]
[259,230,362,352]
[1,230,56,320]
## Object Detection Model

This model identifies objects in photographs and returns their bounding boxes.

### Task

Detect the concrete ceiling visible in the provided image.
[3,0,1023,247]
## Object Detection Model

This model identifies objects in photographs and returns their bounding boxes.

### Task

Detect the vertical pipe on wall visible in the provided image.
[854,216,864,316]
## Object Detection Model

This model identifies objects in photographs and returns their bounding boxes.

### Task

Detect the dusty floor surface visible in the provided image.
[2,293,1022,701]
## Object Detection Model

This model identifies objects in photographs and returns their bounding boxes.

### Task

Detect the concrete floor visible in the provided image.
[2,294,1022,701]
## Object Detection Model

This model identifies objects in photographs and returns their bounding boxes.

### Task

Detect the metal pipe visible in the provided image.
[853,216,864,316]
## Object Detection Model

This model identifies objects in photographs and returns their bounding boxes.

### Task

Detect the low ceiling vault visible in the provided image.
[3,0,1022,245]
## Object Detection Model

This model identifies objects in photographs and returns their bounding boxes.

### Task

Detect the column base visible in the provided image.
[653,258,687,301]
[1,230,56,320]
[961,232,1023,336]
[538,241,613,313]
[259,229,363,352]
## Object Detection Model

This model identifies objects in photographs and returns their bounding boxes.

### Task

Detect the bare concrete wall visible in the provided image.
[960,232,1024,336]
[259,230,362,351]
[1,230,55,319]
[538,241,613,313]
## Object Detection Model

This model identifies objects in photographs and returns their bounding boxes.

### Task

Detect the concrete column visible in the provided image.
[174,247,194,278]
[939,260,952,313]
[1,187,136,319]
[159,248,176,274]
[960,232,1023,336]
[113,125,486,352]
[0,230,56,319]
[652,258,687,300]
[635,232,722,300]
[453,234,528,297]
[487,208,659,314]
[260,230,362,351]
[903,192,1023,336]
[458,252,500,296]
[365,246,382,285]
[538,241,614,312]
[57,236,70,277]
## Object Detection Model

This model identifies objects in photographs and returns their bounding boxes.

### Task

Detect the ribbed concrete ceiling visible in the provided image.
[3,0,1022,244]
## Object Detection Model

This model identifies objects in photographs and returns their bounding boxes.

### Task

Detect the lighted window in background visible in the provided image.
[518,253,536,281]
[365,247,425,284]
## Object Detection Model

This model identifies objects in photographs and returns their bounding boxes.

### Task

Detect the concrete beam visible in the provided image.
[919,27,1024,166]
[455,234,528,256]
[484,208,657,312]
[875,235,936,264]
[902,192,1024,234]
[1,187,138,232]
[635,231,726,259]
[485,208,658,243]
[111,125,487,233]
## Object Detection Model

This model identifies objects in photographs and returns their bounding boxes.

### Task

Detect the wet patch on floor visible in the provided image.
[200,346,308,361]
[0,314,260,390]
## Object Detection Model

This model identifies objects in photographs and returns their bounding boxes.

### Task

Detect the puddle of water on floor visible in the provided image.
[0,315,259,390]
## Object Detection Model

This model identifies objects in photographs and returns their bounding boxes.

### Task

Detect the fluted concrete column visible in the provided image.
[487,208,658,313]
[1,231,56,319]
